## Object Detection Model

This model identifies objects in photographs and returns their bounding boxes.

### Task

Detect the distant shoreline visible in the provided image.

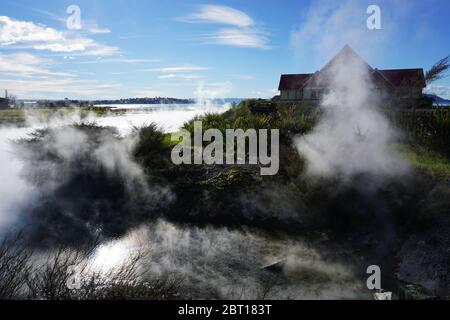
[16,97,243,107]
[91,97,195,105]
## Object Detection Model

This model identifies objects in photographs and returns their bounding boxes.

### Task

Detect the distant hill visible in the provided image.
[92,97,244,105]
[92,97,195,105]
[16,97,245,107]
[423,93,450,105]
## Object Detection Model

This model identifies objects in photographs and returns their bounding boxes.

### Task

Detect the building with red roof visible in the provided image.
[278,45,426,103]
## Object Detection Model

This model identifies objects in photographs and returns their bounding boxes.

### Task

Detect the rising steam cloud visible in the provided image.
[295,47,409,178]
[0,110,174,244]
[92,220,367,299]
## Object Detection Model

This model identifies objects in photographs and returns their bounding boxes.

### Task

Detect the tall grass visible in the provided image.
[182,100,317,136]
[0,232,31,299]
[387,109,450,155]
[0,232,182,300]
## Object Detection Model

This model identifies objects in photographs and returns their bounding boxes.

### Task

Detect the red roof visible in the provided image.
[278,69,425,91]
[278,74,312,90]
[377,69,426,87]
[278,46,425,91]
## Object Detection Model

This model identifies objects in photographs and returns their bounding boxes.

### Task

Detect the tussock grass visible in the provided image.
[0,109,25,122]
[0,232,183,300]
[399,144,450,177]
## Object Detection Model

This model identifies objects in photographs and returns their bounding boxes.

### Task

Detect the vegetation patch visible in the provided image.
[399,144,450,177]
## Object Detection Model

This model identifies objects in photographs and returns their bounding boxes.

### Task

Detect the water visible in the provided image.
[94,103,232,134]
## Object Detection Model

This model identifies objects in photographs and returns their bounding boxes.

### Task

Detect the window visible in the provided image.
[303,89,311,99]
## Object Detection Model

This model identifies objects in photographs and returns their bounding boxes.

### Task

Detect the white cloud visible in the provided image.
[28,9,112,35]
[159,74,176,79]
[424,85,450,99]
[80,58,160,64]
[182,4,254,27]
[33,37,93,52]
[290,0,392,64]
[180,5,269,49]
[147,65,209,73]
[86,26,111,34]
[159,74,203,80]
[0,77,120,99]
[194,81,233,100]
[206,28,270,49]
[0,50,122,98]
[0,15,119,56]
[0,15,63,45]
[0,53,74,77]
[79,44,120,56]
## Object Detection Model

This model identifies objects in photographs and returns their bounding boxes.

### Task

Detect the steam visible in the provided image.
[0,100,230,240]
[91,220,368,299]
[0,111,98,234]
[0,97,405,298]
[0,109,176,244]
[295,48,409,178]
[194,81,233,111]
[0,126,36,233]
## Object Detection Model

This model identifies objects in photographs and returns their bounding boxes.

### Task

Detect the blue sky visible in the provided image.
[0,0,449,99]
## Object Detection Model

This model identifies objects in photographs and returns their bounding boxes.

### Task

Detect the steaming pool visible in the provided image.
[93,103,232,134]
[0,102,396,299]
[0,102,231,232]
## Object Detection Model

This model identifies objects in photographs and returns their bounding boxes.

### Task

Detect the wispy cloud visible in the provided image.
[28,8,112,35]
[80,58,160,64]
[0,48,119,98]
[180,5,270,49]
[181,4,254,27]
[0,53,74,77]
[424,84,450,99]
[159,74,203,80]
[0,77,120,99]
[290,0,393,64]
[86,25,111,34]
[195,81,233,100]
[0,15,119,56]
[146,65,209,73]
[204,28,270,49]
[0,15,62,45]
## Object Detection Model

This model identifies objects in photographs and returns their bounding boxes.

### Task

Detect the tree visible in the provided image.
[425,55,450,84]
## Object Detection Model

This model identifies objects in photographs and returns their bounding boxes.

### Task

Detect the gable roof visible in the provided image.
[377,69,425,87]
[320,45,373,74]
[279,45,426,91]
[278,74,312,90]
[302,45,373,88]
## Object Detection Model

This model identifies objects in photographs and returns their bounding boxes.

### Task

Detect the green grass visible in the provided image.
[0,109,25,122]
[0,106,115,123]
[399,144,450,177]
